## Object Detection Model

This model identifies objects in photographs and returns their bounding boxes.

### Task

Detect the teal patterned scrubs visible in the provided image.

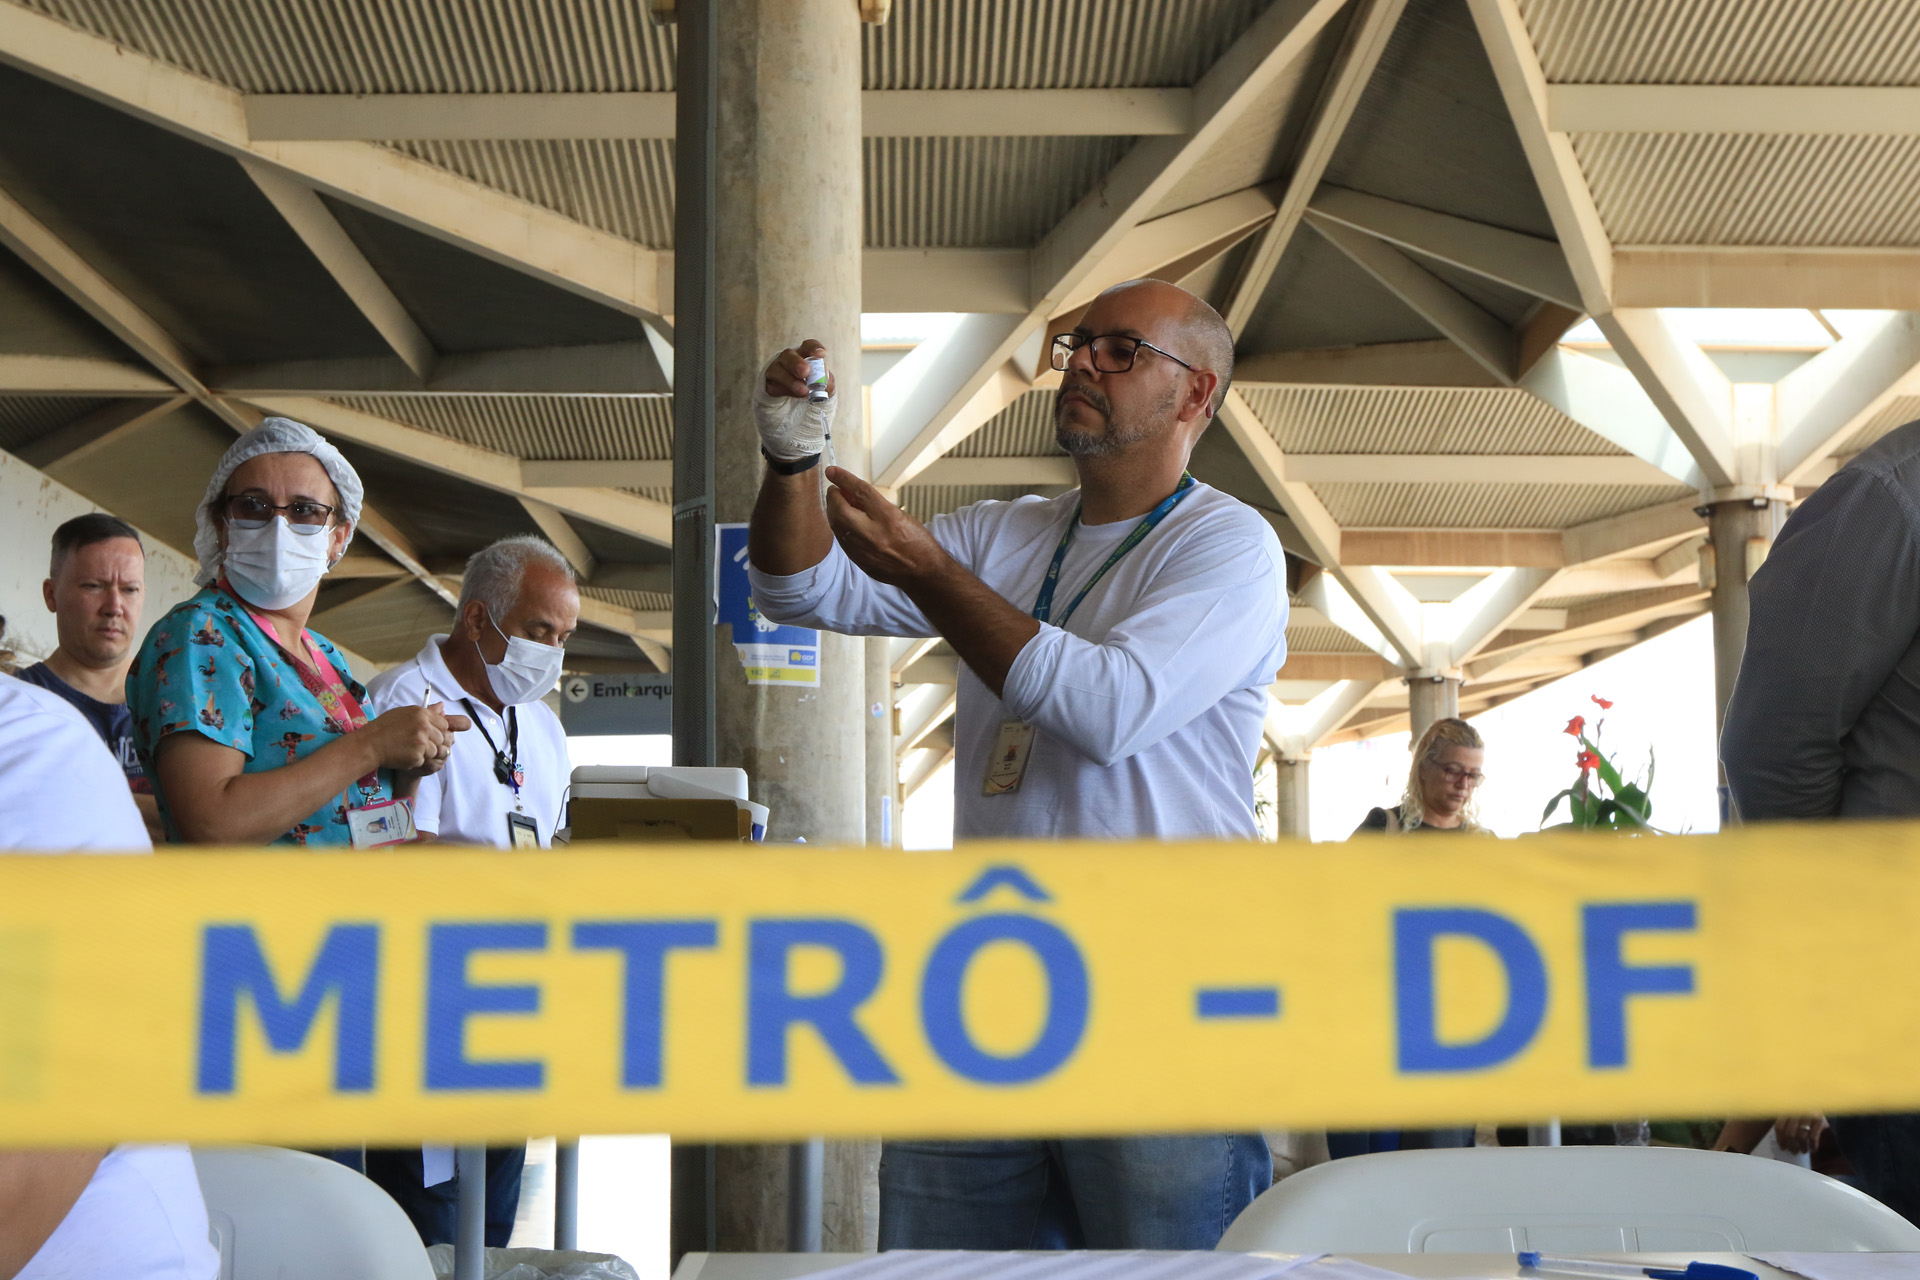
[126,586,396,846]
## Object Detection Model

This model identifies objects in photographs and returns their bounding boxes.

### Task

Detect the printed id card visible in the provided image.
[983,720,1036,796]
[507,811,540,848]
[347,797,416,848]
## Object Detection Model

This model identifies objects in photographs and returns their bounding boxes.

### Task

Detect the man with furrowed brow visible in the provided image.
[748,278,1289,1249]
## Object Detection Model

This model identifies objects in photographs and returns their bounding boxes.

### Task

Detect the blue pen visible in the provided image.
[1518,1253,1758,1280]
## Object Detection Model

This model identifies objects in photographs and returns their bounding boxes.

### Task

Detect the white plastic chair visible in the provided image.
[192,1145,435,1280]
[1218,1146,1920,1254]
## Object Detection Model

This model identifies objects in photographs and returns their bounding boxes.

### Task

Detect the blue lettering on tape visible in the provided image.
[197,923,379,1095]
[572,920,719,1088]
[1196,986,1282,1020]
[956,866,1051,905]
[1582,901,1697,1069]
[1395,907,1548,1073]
[747,919,899,1087]
[921,914,1089,1085]
[424,922,547,1091]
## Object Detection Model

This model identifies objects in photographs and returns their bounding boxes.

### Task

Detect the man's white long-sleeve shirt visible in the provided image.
[749,482,1288,840]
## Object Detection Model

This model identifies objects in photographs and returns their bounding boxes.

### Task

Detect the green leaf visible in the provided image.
[1581,734,1629,796]
[1615,782,1653,821]
[1540,788,1576,826]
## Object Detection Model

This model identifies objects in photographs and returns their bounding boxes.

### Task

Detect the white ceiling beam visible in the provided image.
[889,636,942,679]
[355,508,458,609]
[1223,0,1409,336]
[0,354,175,395]
[245,394,673,547]
[1306,185,1582,309]
[573,594,671,672]
[1056,181,1284,315]
[1520,348,1703,489]
[912,456,1078,487]
[244,89,1192,141]
[1593,309,1735,489]
[1777,312,1920,484]
[240,159,436,381]
[517,498,597,580]
[1613,248,1920,311]
[1306,214,1516,385]
[1464,0,1612,313]
[871,316,1031,487]
[1340,528,1566,568]
[897,686,958,758]
[1217,390,1341,566]
[1235,340,1504,388]
[900,743,955,802]
[1445,566,1561,662]
[0,1,662,320]
[874,0,1350,489]
[1467,586,1707,681]
[864,248,1030,314]
[1561,497,1706,568]
[1549,85,1920,136]
[15,395,188,473]
[211,343,669,397]
[522,459,673,489]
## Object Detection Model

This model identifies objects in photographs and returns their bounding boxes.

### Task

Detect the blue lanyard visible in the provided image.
[1031,474,1195,628]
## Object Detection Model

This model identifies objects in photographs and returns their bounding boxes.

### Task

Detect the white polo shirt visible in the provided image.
[366,637,570,847]
[0,674,219,1280]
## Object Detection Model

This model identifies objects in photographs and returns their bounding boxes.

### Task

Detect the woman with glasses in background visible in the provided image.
[127,417,466,847]
[1354,716,1488,835]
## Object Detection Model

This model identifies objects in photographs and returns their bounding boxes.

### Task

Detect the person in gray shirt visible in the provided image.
[1723,418,1920,1223]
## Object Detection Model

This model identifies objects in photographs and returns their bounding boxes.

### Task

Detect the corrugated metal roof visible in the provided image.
[1236,386,1630,455]
[1522,0,1920,85]
[1146,23,1336,220]
[1286,624,1371,654]
[865,136,1131,248]
[1843,395,1920,454]
[582,585,670,611]
[1576,133,1920,247]
[862,0,1268,90]
[901,483,1037,523]
[391,139,676,246]
[0,397,102,452]
[333,394,673,460]
[951,389,1064,458]
[20,0,676,92]
[1314,481,1688,528]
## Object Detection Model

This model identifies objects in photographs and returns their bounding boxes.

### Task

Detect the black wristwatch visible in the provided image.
[762,448,822,475]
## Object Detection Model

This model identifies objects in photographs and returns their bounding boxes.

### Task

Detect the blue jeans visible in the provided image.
[878,1135,1271,1250]
[362,1145,526,1248]
[1831,1114,1920,1226]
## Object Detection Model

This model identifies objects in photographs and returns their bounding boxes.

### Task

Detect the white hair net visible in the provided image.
[192,417,364,586]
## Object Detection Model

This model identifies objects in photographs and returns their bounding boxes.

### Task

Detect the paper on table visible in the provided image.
[793,1250,1332,1279]
[1750,1254,1920,1280]
[1286,1262,1427,1280]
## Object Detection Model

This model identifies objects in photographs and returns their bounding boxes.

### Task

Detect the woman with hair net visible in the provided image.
[126,418,467,846]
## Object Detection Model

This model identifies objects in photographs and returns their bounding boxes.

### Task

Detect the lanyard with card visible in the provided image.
[985,474,1197,797]
[462,699,539,846]
[224,583,403,847]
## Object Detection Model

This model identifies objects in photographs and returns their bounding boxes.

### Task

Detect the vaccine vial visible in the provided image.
[806,356,829,404]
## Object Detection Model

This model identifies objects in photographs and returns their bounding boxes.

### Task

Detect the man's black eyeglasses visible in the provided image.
[1051,332,1199,375]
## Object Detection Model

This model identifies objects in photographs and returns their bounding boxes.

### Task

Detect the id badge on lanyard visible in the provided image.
[984,475,1195,798]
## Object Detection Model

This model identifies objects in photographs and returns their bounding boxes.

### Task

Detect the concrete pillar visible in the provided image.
[1704,496,1789,737]
[867,640,896,846]
[1406,673,1460,746]
[1272,756,1311,842]
[710,0,869,1253]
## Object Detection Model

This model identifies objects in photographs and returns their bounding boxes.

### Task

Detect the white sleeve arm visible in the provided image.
[410,772,443,837]
[748,507,984,638]
[999,535,1288,766]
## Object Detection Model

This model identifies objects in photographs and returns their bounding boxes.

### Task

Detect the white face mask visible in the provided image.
[478,612,565,705]
[224,516,332,611]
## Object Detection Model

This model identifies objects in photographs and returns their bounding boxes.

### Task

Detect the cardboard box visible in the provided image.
[566,797,753,843]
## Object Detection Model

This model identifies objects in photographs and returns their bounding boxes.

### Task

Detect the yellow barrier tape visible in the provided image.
[0,825,1914,1146]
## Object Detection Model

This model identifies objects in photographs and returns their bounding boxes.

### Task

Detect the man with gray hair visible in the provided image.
[363,533,579,1245]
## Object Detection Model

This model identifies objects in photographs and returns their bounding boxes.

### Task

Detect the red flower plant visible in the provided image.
[1592,695,1614,710]
[1576,749,1602,772]
[1563,715,1586,737]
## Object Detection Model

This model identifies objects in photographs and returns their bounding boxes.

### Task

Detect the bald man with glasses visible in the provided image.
[748,278,1288,1250]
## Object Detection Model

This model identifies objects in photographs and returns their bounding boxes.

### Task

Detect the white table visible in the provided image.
[671,1252,1821,1280]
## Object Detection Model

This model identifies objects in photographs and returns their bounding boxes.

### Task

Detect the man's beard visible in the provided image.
[1052,380,1170,457]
